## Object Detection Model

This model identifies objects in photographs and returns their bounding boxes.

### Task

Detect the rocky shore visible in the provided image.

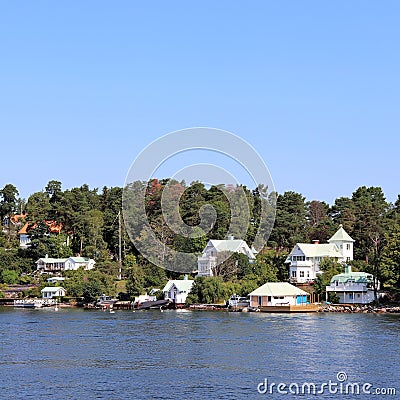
[319,304,400,313]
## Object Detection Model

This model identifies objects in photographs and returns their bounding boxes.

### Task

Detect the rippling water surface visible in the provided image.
[0,308,399,399]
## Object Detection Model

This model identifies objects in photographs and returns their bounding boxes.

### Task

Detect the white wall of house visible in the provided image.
[20,234,30,248]
[41,288,66,298]
[250,295,300,307]
[164,283,192,304]
[331,241,353,263]
[335,290,375,304]
[64,258,95,271]
[197,239,255,277]
[290,266,314,283]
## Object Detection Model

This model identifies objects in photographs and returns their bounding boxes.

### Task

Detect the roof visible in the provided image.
[36,257,94,264]
[18,219,62,235]
[68,257,93,263]
[162,279,194,293]
[208,239,256,259]
[18,222,34,235]
[249,282,309,297]
[45,220,63,234]
[47,277,66,282]
[293,243,343,258]
[328,225,355,243]
[330,272,373,284]
[41,286,65,293]
[37,257,67,264]
[10,214,26,224]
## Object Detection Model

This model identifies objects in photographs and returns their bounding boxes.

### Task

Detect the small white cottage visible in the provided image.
[248,282,318,312]
[41,286,66,299]
[162,279,194,305]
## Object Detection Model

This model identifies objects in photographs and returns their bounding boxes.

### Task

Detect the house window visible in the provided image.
[349,293,354,300]
[357,294,361,298]
[292,271,297,278]
[307,271,310,278]
[211,251,214,257]
[299,271,305,277]
[346,244,351,251]
[347,257,351,262]
[258,296,262,306]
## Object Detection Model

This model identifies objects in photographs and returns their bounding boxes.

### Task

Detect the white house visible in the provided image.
[286,225,354,284]
[47,277,66,284]
[248,282,316,311]
[197,236,256,277]
[326,265,379,304]
[63,257,96,271]
[162,279,194,305]
[41,286,66,299]
[36,256,95,272]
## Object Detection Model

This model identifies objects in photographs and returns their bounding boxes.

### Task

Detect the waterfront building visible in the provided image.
[325,265,379,304]
[286,225,354,284]
[162,278,194,305]
[248,282,318,312]
[41,286,66,299]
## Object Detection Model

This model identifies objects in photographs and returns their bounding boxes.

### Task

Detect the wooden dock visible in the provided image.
[259,304,319,313]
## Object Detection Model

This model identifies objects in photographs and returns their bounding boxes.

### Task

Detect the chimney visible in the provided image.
[45,254,48,259]
[344,265,352,274]
[227,235,234,240]
[183,274,188,281]
[312,240,319,245]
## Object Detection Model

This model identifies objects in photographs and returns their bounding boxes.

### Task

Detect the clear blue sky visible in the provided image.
[1,1,399,205]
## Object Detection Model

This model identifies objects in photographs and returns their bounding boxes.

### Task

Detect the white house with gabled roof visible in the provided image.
[162,278,194,305]
[36,256,95,272]
[41,286,66,299]
[286,225,354,284]
[197,236,256,277]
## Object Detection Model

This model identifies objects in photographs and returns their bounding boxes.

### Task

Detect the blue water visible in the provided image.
[0,308,398,399]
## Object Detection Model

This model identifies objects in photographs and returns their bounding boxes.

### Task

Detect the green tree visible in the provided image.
[26,192,51,222]
[126,265,145,297]
[381,224,400,288]
[306,200,336,243]
[269,191,307,251]
[186,276,226,304]
[0,184,19,220]
[82,281,103,303]
[329,196,356,233]
[1,269,19,284]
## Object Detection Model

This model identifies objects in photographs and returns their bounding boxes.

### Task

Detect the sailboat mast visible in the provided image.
[118,210,122,280]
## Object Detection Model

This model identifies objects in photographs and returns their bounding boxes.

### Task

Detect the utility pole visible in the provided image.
[118,210,122,280]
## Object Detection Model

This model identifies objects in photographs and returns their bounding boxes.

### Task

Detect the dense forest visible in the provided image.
[1,180,400,302]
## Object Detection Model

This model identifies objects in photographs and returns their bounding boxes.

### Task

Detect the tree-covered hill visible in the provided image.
[1,180,400,299]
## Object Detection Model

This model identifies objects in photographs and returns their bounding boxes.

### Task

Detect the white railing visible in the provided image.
[326,284,368,292]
